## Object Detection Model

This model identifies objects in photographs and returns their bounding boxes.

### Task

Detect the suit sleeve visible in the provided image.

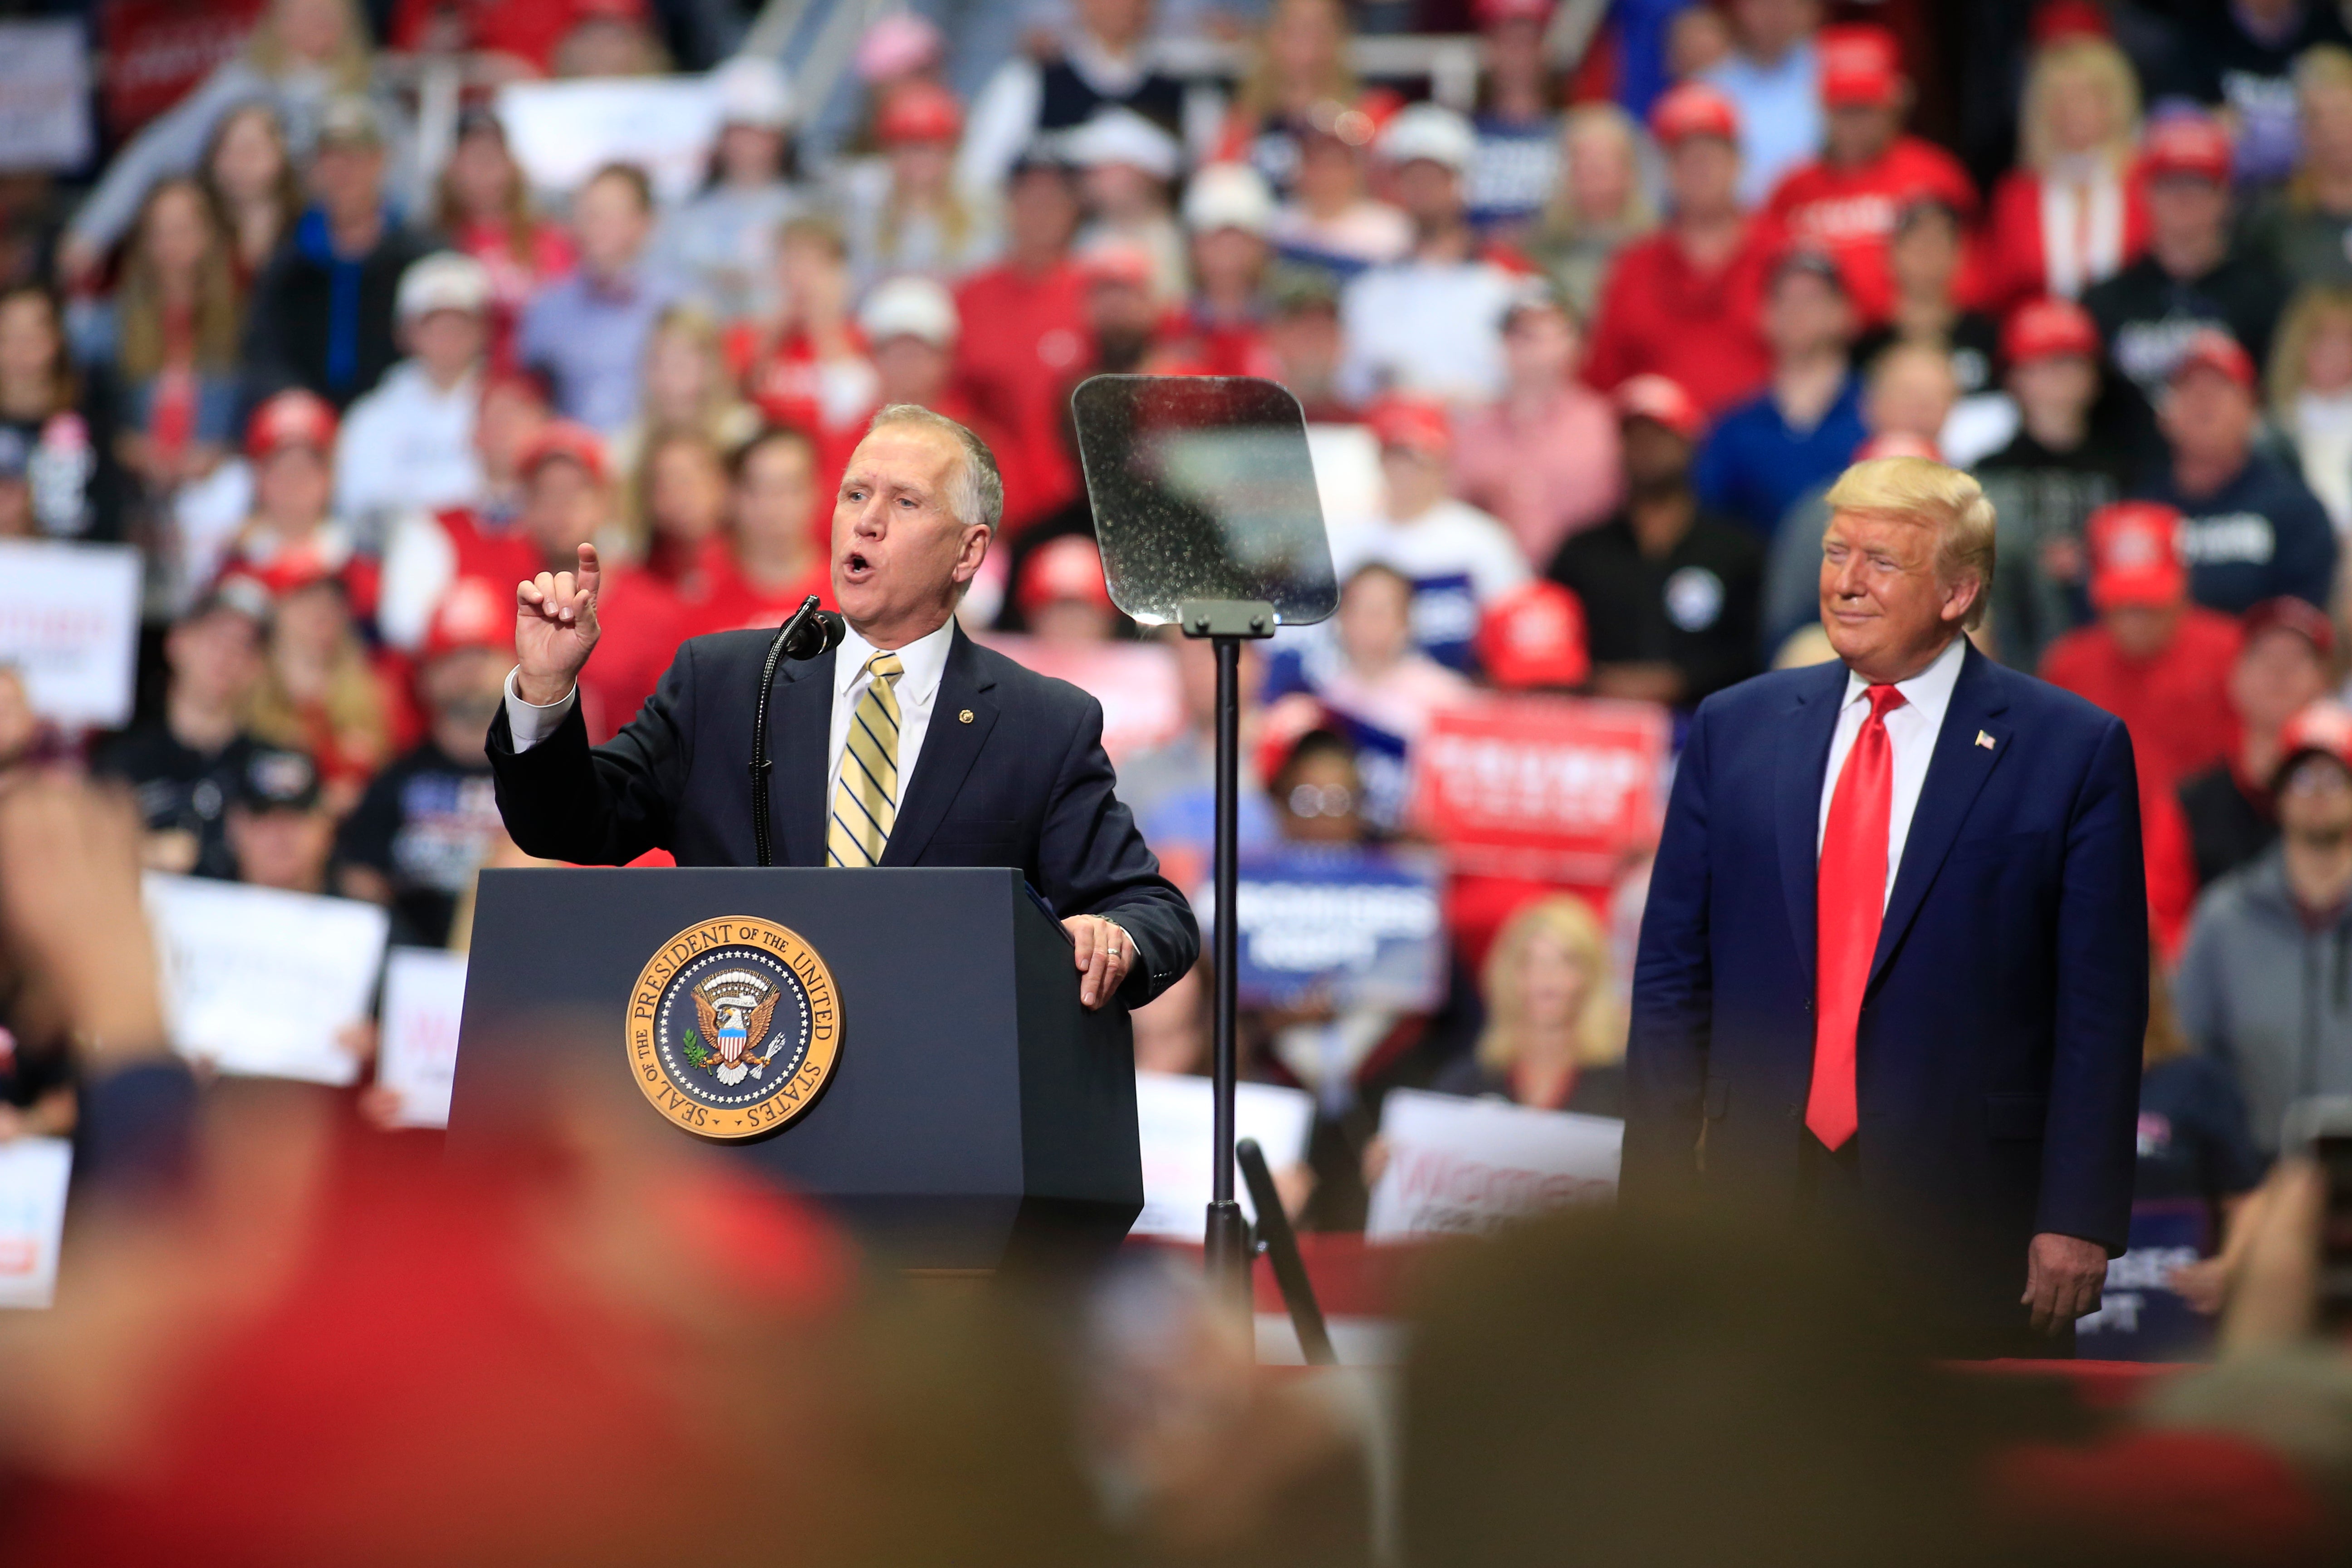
[1033,691,1201,1007]
[2037,714,2149,1254]
[485,640,701,865]
[1623,700,1717,1201]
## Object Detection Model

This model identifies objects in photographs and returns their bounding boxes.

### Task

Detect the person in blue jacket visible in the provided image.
[2134,327,2338,615]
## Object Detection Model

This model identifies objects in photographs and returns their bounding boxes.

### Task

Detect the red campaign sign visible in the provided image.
[1410,694,1671,883]
[975,634,1186,763]
[100,0,268,138]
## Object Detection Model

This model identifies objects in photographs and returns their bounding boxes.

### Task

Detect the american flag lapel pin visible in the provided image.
[1975,730,1996,750]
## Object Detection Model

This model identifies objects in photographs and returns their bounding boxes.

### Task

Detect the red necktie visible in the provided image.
[1808,683,1906,1151]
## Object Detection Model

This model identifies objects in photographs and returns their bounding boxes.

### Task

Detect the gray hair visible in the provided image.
[868,403,1004,534]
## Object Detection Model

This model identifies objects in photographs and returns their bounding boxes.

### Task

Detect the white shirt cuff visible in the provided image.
[504,666,577,752]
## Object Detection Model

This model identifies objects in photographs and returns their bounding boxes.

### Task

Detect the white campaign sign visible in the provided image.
[496,76,725,203]
[0,22,93,171]
[377,948,468,1129]
[0,539,141,728]
[146,874,390,1086]
[1365,1088,1621,1242]
[0,1137,72,1308]
[1132,1071,1316,1242]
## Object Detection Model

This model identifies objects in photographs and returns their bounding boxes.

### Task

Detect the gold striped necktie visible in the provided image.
[827,651,905,867]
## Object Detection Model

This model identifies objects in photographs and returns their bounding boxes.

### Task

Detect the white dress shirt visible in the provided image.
[503,618,959,826]
[1816,635,1967,910]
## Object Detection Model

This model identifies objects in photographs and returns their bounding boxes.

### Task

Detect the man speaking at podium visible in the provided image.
[1626,456,2146,1355]
[485,404,1198,1012]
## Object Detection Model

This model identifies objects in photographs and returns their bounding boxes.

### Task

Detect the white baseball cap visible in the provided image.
[1182,162,1275,235]
[396,251,492,320]
[1379,103,1477,174]
[858,276,960,348]
[712,55,794,130]
[1065,108,1182,180]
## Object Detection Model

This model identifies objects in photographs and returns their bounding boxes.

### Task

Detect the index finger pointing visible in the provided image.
[576,542,602,603]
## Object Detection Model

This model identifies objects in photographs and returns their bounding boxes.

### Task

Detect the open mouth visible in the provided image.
[842,550,874,582]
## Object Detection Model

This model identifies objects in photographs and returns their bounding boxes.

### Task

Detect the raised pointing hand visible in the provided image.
[514,543,602,705]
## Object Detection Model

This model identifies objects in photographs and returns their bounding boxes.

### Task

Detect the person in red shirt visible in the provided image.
[951,149,1093,534]
[698,426,835,636]
[1157,162,1282,380]
[2039,499,2242,806]
[220,391,381,630]
[377,372,552,656]
[1764,23,1978,327]
[508,420,674,741]
[433,109,575,374]
[1975,34,2148,317]
[729,216,878,515]
[854,275,1026,529]
[1582,82,1779,416]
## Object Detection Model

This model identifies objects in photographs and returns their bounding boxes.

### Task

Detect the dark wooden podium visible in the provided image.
[450,866,1143,1268]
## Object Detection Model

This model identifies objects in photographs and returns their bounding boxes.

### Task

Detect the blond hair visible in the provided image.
[1540,103,1657,241]
[245,0,375,92]
[2268,283,2352,417]
[1475,897,1623,1074]
[1823,456,1997,632]
[1236,0,1358,121]
[2288,46,2352,212]
[2018,35,2140,172]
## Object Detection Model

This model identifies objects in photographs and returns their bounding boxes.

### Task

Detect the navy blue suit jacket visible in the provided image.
[1625,642,2146,1328]
[486,623,1200,1009]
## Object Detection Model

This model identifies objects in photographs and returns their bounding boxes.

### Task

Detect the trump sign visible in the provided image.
[1410,695,1671,882]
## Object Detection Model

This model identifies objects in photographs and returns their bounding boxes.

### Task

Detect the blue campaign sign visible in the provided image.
[1196,845,1447,1012]
[2074,1201,2214,1362]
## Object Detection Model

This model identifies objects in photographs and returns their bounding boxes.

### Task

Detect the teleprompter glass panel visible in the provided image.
[1071,375,1338,627]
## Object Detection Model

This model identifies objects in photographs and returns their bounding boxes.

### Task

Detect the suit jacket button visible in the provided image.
[958,709,975,723]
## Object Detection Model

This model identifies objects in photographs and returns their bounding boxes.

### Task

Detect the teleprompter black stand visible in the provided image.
[1071,375,1338,1308]
[1180,597,1276,1296]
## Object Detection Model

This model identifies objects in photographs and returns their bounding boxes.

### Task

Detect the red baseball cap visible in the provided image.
[2002,297,2101,366]
[1613,374,1705,440]
[1472,0,1550,23]
[1016,534,1113,614]
[2084,500,2187,611]
[2273,701,2352,791]
[245,390,338,461]
[875,80,962,145]
[1476,580,1589,690]
[2141,111,2233,183]
[519,420,609,484]
[2242,595,2337,660]
[1076,235,1156,289]
[2031,0,2111,44]
[1818,24,1903,109]
[422,575,510,662]
[1648,82,1740,147]
[1367,395,1452,459]
[2169,326,2256,393]
[1853,432,1940,462]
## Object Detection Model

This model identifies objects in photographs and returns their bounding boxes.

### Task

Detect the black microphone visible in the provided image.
[780,602,845,661]
[751,597,845,866]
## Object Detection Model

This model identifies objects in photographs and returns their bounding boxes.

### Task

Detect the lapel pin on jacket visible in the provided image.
[959,709,975,723]
[1976,730,1995,750]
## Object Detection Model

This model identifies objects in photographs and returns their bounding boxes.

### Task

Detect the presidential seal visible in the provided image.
[626,916,841,1139]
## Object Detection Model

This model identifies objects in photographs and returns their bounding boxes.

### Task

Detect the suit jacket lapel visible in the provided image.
[773,648,835,867]
[1868,642,2011,989]
[881,625,1000,867]
[1776,661,1847,984]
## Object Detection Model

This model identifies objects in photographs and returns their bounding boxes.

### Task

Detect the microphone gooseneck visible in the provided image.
[750,597,840,867]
